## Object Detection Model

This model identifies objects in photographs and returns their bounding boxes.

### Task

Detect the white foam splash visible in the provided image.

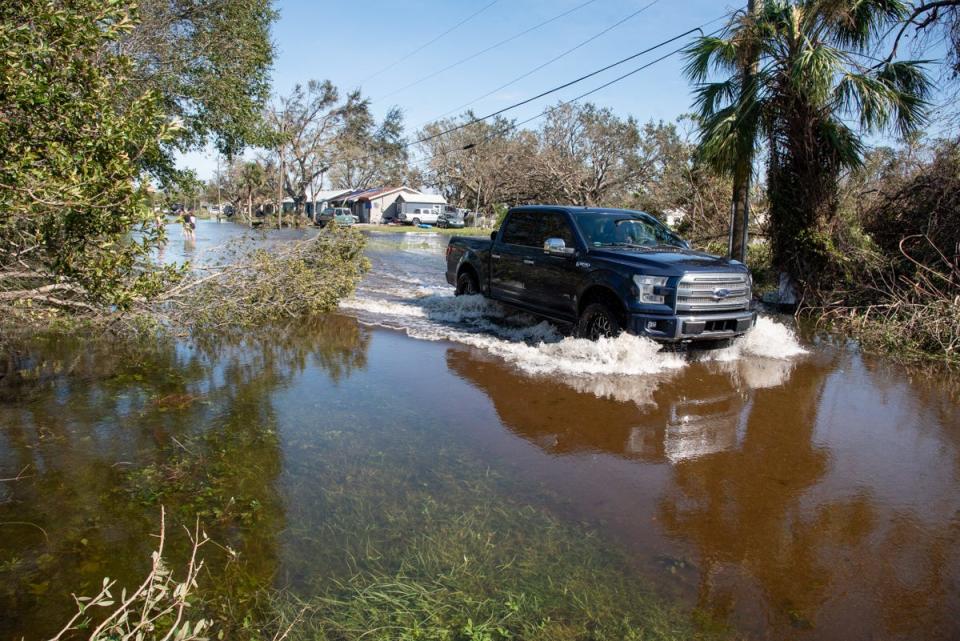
[700,316,807,362]
[342,252,807,389]
[490,333,685,377]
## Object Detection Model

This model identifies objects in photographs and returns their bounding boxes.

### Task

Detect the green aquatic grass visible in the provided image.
[253,418,728,641]
[271,499,724,641]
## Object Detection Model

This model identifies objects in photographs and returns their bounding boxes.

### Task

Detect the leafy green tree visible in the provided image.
[121,0,277,162]
[0,0,179,315]
[0,0,277,322]
[222,160,272,223]
[685,0,931,296]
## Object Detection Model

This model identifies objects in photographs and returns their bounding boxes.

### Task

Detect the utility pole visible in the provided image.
[277,112,284,230]
[216,154,223,222]
[729,0,759,263]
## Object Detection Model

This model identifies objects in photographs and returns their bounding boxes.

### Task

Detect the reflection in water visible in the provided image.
[446,346,960,641]
[657,354,834,638]
[0,315,371,639]
[446,347,794,464]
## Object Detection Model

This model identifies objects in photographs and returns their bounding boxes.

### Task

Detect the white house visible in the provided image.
[394,192,447,221]
[334,187,447,224]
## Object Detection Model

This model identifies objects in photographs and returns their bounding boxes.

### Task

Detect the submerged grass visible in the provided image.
[269,496,721,641]
[250,414,728,641]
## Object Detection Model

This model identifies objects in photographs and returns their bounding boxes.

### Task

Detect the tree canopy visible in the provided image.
[685,0,931,293]
[0,0,276,319]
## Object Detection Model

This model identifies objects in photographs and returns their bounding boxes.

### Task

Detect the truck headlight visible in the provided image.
[633,275,668,304]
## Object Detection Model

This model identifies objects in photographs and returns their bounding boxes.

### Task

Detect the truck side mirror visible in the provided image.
[490,231,497,241]
[544,238,575,255]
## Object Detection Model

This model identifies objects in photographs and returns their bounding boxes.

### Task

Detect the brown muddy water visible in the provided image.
[1,221,958,640]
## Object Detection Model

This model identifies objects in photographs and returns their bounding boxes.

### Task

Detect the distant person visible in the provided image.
[182,211,195,240]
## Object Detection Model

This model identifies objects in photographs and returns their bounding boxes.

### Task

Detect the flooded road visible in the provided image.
[1,223,958,640]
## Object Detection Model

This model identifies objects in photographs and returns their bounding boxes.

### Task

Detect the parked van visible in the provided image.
[397,207,439,226]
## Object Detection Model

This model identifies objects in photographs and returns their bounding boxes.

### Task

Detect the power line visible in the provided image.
[409,20,729,173]
[347,14,729,169]
[410,43,693,173]
[358,0,501,85]
[400,24,711,151]
[372,0,601,103]
[432,0,662,122]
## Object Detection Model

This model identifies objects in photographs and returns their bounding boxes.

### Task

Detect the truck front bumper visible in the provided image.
[628,309,757,343]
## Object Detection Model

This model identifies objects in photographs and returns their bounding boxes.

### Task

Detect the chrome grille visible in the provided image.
[676,272,751,312]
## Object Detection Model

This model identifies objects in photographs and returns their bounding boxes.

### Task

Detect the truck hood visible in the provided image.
[585,246,747,274]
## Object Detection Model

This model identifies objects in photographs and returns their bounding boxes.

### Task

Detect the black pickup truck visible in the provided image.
[445,206,756,343]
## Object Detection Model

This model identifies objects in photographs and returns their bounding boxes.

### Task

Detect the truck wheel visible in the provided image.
[455,271,479,296]
[412,218,421,226]
[576,302,622,340]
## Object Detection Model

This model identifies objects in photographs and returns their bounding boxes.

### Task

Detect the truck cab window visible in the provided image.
[538,212,575,247]
[502,211,575,248]
[501,211,538,247]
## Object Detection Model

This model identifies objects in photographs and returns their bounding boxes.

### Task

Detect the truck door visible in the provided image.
[526,211,580,320]
[489,211,540,305]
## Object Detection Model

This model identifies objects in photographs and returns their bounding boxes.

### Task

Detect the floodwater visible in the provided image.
[1,221,959,640]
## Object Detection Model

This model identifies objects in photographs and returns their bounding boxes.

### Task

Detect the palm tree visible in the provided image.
[685,0,931,299]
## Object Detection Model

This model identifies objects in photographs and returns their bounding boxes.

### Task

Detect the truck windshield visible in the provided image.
[575,212,686,249]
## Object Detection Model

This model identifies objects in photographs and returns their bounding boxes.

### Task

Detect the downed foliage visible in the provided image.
[0,225,369,349]
[811,140,960,364]
[161,225,369,332]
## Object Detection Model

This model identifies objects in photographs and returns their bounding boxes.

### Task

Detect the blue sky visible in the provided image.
[181,0,739,178]
[179,0,950,180]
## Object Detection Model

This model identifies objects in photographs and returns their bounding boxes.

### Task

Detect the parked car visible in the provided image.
[445,206,755,343]
[316,207,358,227]
[437,211,465,228]
[397,207,439,226]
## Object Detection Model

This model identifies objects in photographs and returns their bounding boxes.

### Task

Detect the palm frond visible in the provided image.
[836,72,890,130]
[791,42,843,105]
[683,36,740,84]
[820,0,908,50]
[819,116,865,168]
[696,106,742,172]
[877,60,932,137]
[691,78,741,119]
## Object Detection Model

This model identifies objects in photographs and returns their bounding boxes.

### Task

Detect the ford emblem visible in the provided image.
[713,288,731,299]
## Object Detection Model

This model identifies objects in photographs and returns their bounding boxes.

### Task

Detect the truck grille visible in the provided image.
[676,272,751,313]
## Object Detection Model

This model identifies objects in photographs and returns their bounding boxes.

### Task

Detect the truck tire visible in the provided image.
[412,217,421,226]
[455,270,479,296]
[576,302,622,340]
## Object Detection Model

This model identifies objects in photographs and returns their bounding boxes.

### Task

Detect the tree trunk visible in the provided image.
[728,0,759,264]
[729,164,750,262]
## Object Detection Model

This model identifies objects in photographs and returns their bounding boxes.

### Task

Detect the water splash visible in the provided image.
[342,242,807,387]
[699,316,807,362]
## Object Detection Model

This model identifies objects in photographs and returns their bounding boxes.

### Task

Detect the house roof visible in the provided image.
[313,189,352,202]
[340,186,422,202]
[397,192,447,204]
